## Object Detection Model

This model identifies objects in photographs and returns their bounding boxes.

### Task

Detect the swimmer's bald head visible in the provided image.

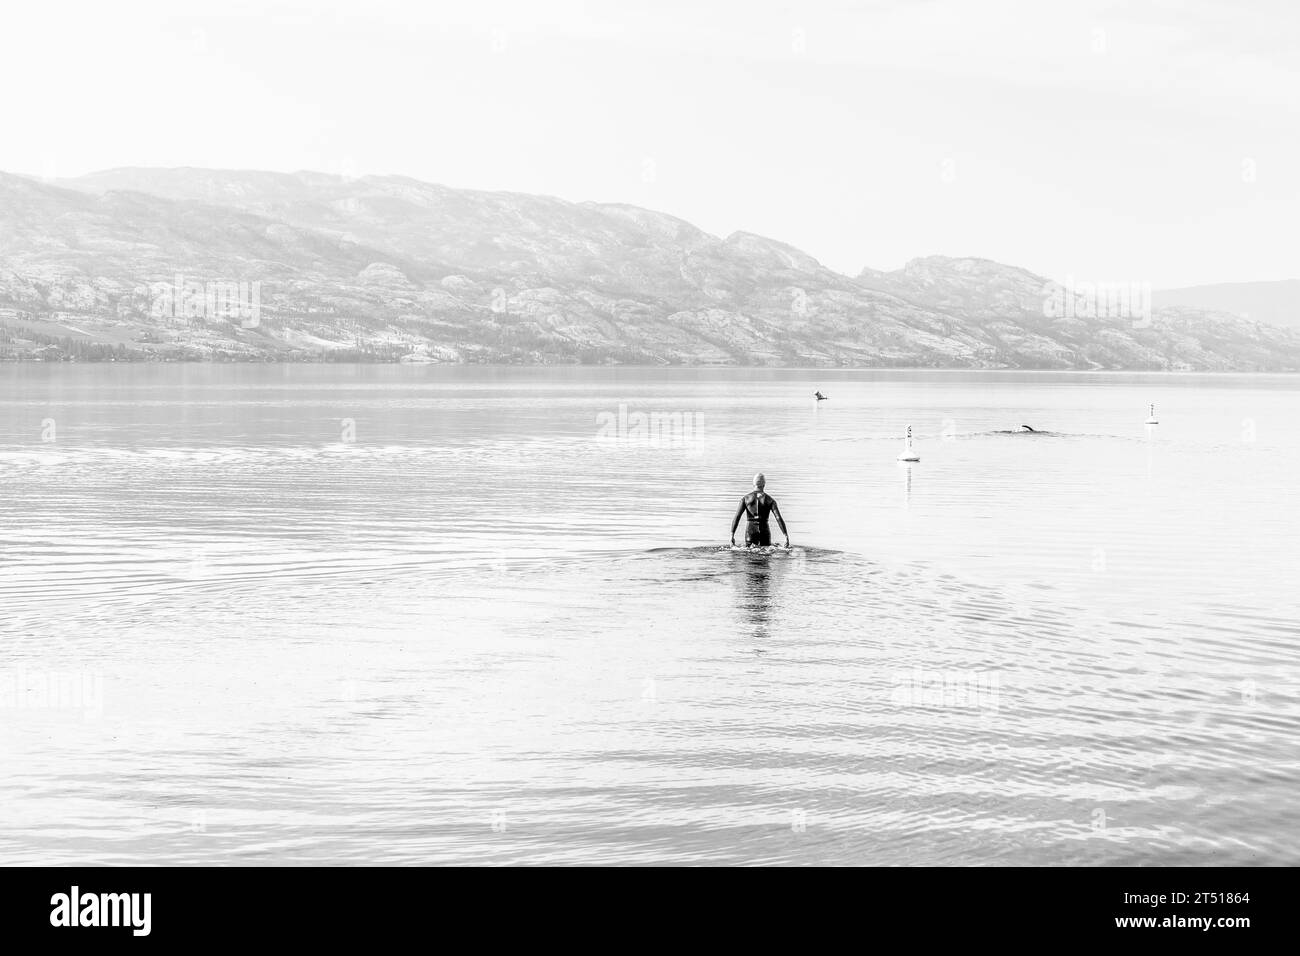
[753,473,766,490]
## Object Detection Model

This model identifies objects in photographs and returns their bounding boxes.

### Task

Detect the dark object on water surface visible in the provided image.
[1019,424,1036,432]
[814,391,828,401]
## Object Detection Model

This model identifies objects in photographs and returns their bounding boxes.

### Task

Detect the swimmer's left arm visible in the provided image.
[729,499,746,545]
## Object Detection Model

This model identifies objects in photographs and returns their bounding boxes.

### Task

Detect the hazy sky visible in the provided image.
[5,0,1297,287]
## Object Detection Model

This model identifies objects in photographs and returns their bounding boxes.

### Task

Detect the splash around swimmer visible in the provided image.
[730,473,790,549]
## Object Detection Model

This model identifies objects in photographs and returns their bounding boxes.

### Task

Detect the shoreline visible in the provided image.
[3,360,1297,375]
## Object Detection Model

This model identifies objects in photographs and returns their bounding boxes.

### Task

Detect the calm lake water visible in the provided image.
[1,365,1297,865]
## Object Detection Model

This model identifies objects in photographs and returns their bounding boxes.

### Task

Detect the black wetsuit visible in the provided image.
[735,491,784,547]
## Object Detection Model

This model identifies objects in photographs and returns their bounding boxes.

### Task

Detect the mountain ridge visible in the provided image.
[1,167,1296,369]
[1152,279,1300,330]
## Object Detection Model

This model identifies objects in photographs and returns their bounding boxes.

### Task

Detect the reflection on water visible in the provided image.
[1,365,1298,865]
[731,548,777,642]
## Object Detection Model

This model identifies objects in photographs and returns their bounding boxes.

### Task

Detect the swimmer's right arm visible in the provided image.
[770,499,790,548]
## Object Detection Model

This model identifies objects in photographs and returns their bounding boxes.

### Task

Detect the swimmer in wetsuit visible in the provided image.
[729,473,790,548]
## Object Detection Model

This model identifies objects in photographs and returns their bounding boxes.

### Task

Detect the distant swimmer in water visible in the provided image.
[730,473,790,549]
[814,391,828,401]
[1019,425,1036,432]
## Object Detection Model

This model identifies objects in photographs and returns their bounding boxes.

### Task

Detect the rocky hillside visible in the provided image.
[1152,280,1300,330]
[0,167,1296,369]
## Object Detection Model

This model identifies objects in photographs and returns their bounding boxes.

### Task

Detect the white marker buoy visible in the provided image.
[897,425,920,462]
[1145,403,1159,425]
